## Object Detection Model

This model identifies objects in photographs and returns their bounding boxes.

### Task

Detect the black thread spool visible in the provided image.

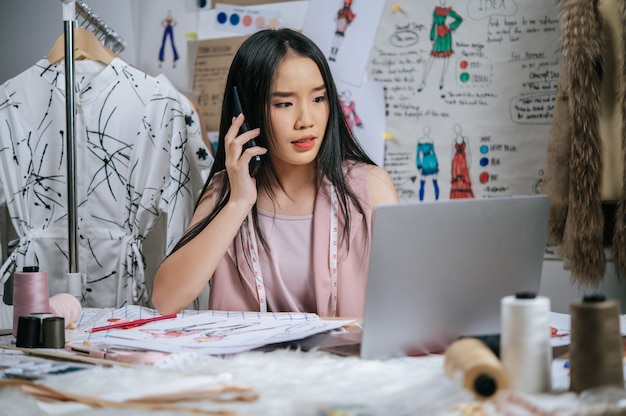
[569,294,624,394]
[16,316,41,348]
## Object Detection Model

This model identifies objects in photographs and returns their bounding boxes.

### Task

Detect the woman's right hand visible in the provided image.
[224,114,267,209]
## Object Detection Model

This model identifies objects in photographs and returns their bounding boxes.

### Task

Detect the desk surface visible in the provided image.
[0,308,600,415]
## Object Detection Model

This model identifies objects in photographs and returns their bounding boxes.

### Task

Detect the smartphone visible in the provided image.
[233,86,262,177]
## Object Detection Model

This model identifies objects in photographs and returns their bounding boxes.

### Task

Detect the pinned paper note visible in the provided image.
[214,4,281,35]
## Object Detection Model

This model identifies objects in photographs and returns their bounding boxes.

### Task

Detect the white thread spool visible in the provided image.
[500,292,552,393]
[67,272,83,301]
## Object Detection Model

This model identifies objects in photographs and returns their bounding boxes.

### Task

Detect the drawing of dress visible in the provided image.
[418,2,462,92]
[417,142,439,175]
[430,6,461,58]
[339,96,362,131]
[416,141,439,200]
[450,140,474,199]
[329,0,356,62]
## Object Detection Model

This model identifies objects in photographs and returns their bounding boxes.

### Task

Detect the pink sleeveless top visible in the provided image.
[208,161,372,318]
[257,210,316,313]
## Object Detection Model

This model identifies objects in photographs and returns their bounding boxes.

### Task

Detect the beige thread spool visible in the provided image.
[569,294,624,394]
[444,337,509,400]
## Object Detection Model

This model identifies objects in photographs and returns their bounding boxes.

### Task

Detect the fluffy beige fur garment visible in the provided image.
[542,0,626,285]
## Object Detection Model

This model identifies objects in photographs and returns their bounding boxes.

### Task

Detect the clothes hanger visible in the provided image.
[46,27,115,65]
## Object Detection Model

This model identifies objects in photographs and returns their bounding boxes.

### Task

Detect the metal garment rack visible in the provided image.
[60,0,125,278]
[74,1,126,54]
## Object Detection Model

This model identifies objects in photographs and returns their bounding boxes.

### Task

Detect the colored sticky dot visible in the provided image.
[268,17,280,29]
[230,13,240,26]
[217,12,228,24]
[242,15,253,27]
[256,16,266,28]
[480,144,489,154]
[382,132,393,140]
[460,72,470,83]
[460,60,468,69]
[479,172,489,184]
[480,157,489,167]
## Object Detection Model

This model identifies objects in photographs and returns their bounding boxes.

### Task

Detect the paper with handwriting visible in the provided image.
[67,306,354,355]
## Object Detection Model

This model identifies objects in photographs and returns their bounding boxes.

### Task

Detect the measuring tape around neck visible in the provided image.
[246,184,339,315]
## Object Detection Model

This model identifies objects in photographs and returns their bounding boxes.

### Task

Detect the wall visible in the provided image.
[541,259,626,314]
[0,0,138,84]
[0,0,625,314]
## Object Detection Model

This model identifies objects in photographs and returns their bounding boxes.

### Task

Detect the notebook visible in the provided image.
[320,195,550,359]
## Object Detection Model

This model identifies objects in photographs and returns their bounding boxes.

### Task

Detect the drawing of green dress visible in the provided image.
[430,6,462,58]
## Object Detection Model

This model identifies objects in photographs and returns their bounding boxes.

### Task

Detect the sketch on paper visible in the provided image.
[158,11,179,68]
[449,123,474,199]
[339,89,363,132]
[303,0,385,86]
[67,306,352,355]
[418,0,463,93]
[367,0,556,201]
[329,0,357,62]
[415,125,440,201]
[335,80,386,166]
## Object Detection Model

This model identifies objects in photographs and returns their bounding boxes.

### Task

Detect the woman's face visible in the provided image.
[267,54,329,172]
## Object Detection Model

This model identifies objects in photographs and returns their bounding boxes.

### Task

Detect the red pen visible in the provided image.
[90,314,177,333]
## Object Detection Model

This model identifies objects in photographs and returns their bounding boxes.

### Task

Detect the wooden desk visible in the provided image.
[0,309,590,415]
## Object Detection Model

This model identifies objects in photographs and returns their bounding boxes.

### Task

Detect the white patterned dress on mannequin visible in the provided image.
[0,58,213,328]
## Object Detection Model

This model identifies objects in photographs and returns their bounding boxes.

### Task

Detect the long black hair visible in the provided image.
[172,28,375,254]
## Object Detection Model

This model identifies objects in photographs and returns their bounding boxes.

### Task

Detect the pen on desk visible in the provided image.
[90,313,177,332]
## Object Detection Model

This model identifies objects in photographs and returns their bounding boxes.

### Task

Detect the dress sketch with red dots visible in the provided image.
[450,124,474,199]
[159,11,179,68]
[329,0,356,62]
[418,0,463,92]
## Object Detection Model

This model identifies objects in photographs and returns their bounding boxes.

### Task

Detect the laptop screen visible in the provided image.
[360,195,549,359]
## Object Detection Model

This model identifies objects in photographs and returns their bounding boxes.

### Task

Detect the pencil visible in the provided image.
[90,313,178,332]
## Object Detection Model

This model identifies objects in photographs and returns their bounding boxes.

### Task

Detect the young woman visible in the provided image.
[152,28,398,318]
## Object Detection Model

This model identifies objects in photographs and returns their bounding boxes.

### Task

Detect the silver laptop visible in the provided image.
[357,195,550,359]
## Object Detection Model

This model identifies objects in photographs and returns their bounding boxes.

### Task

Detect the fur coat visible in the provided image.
[542,0,626,285]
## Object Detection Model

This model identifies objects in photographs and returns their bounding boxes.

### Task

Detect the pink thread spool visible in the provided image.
[12,266,51,337]
[49,293,82,326]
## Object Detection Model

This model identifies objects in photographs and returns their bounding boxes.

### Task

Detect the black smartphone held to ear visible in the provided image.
[233,86,262,177]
